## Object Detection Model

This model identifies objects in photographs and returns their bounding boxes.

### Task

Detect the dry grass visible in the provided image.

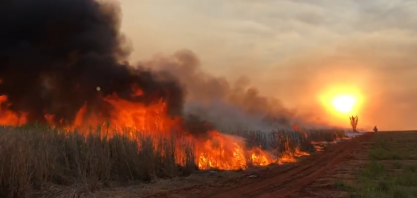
[228,129,346,154]
[0,124,346,198]
[0,124,196,198]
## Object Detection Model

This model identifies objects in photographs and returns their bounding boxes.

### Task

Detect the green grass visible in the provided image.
[334,179,350,190]
[339,132,417,198]
[368,147,404,160]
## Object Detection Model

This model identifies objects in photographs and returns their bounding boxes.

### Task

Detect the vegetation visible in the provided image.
[0,124,346,198]
[349,115,359,132]
[228,129,345,153]
[336,132,417,198]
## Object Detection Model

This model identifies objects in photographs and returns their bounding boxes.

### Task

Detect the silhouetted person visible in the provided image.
[373,126,378,133]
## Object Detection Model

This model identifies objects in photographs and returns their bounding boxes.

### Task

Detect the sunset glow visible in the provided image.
[331,95,356,114]
[319,85,363,117]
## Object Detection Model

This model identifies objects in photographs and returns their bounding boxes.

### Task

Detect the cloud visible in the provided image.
[120,0,417,130]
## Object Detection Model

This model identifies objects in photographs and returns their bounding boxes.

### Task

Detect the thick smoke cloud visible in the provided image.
[0,0,343,132]
[0,0,183,125]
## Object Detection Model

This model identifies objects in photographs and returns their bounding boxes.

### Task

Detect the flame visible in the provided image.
[196,131,247,170]
[0,91,314,170]
[249,147,275,166]
[294,147,310,157]
[277,139,310,164]
[311,141,325,152]
[310,135,350,152]
[293,124,308,139]
[0,96,27,125]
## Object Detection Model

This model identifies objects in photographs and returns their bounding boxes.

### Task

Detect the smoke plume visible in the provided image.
[119,0,417,130]
[0,0,183,125]
[142,50,323,131]
[0,0,330,132]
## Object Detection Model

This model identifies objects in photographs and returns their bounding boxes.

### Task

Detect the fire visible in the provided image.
[249,147,275,166]
[311,141,325,152]
[196,131,247,170]
[0,91,312,171]
[0,0,328,174]
[0,96,27,125]
[277,139,310,164]
[278,147,309,164]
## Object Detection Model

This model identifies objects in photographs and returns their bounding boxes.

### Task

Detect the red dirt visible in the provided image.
[202,133,374,198]
[89,133,373,198]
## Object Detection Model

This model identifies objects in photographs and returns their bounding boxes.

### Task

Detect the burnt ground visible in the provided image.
[69,132,373,198]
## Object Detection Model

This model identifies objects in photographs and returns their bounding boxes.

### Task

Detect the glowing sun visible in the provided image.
[331,95,356,114]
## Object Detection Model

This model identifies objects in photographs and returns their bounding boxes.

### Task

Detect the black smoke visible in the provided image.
[0,0,184,125]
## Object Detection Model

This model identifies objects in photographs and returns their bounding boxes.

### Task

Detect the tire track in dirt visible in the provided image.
[205,133,373,198]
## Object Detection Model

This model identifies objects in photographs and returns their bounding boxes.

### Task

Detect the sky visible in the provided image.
[117,0,417,130]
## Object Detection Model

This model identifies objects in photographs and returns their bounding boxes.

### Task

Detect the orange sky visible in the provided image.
[117,0,417,130]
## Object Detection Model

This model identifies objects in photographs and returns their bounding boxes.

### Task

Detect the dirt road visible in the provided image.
[203,133,373,198]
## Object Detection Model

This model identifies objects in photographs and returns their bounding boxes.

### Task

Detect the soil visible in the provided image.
[139,133,373,198]
[82,133,374,198]
[198,133,373,198]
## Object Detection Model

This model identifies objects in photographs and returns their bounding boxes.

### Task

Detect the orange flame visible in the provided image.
[0,92,312,170]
